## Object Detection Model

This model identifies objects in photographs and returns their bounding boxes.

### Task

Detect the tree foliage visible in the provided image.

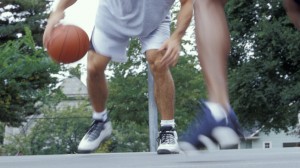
[69,64,82,79]
[2,103,149,155]
[0,0,64,126]
[226,0,300,132]
[107,38,148,124]
[101,121,149,153]
[0,27,60,126]
[2,103,90,155]
[29,104,91,155]
[0,0,52,45]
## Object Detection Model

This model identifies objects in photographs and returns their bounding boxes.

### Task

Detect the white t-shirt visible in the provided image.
[94,0,175,37]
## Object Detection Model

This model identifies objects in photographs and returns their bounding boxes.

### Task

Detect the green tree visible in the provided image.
[2,103,90,155]
[102,121,149,152]
[2,102,151,155]
[106,38,148,124]
[2,133,32,155]
[0,0,63,141]
[28,103,91,155]
[0,0,52,45]
[226,0,300,132]
[171,56,206,133]
[0,27,60,126]
[2,102,91,155]
[69,64,82,79]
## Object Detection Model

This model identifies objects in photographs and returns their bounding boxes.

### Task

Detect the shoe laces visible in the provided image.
[87,120,103,139]
[158,130,176,144]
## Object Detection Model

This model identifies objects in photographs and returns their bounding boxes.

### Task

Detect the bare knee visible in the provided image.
[87,65,100,79]
[87,51,110,78]
[146,50,169,75]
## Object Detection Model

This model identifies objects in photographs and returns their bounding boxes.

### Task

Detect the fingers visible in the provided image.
[161,49,179,67]
[160,47,180,67]
[158,38,181,67]
[43,11,65,48]
[43,26,51,48]
[43,24,58,49]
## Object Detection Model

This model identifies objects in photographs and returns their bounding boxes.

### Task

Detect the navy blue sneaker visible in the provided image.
[179,101,244,152]
[228,108,245,141]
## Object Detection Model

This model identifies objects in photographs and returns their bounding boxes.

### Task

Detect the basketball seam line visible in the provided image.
[60,27,68,63]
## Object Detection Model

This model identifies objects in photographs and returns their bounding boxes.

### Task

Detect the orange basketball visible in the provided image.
[46,25,89,64]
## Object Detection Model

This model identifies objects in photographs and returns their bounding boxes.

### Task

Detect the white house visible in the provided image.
[239,114,300,149]
[56,76,88,110]
[240,128,300,149]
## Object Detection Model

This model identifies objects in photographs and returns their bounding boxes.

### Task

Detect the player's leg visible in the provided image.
[77,27,129,153]
[87,50,110,116]
[179,0,243,152]
[146,50,179,154]
[146,50,175,121]
[195,0,230,109]
[77,50,113,153]
[141,17,179,154]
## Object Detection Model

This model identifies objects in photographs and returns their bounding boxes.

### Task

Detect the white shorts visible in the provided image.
[90,17,170,63]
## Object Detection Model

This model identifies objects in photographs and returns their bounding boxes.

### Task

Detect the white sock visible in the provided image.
[205,102,227,122]
[160,119,175,128]
[92,109,108,121]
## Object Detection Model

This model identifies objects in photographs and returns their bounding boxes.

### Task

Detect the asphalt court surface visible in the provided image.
[1,148,300,168]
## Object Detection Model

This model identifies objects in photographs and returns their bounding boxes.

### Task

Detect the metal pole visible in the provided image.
[148,67,158,152]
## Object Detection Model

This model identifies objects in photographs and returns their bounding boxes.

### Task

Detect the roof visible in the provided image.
[59,77,88,98]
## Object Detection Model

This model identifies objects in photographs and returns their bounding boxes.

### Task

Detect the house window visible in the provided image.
[283,142,300,147]
[220,144,239,150]
[263,142,272,149]
[264,142,272,149]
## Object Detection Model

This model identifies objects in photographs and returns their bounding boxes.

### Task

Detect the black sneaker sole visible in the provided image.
[77,150,94,154]
[157,149,179,154]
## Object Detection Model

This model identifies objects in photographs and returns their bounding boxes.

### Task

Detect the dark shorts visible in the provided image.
[295,0,300,5]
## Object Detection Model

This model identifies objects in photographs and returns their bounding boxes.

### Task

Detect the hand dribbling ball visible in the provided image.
[46,25,89,64]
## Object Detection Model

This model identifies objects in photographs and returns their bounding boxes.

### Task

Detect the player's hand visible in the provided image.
[159,37,181,67]
[43,10,65,48]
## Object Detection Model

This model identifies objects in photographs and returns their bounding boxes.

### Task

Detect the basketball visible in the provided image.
[46,25,89,64]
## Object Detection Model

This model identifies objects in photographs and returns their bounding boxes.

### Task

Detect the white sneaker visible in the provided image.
[77,119,112,153]
[157,126,180,154]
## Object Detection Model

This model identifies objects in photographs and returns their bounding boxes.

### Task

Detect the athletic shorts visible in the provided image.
[90,16,171,63]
